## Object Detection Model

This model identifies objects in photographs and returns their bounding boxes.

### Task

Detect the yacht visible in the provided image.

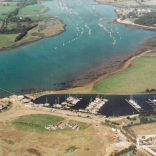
[148,97,156,104]
[44,97,50,107]
[126,97,142,112]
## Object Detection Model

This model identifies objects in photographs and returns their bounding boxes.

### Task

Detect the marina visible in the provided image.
[85,97,108,114]
[32,94,155,117]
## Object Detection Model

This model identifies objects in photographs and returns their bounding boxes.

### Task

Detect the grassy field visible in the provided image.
[0,112,112,156]
[129,123,156,135]
[13,114,89,132]
[0,34,17,47]
[0,4,17,20]
[19,4,44,15]
[0,5,17,15]
[13,114,64,132]
[94,52,156,94]
[0,14,6,20]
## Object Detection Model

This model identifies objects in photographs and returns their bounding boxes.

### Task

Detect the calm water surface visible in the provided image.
[0,0,155,95]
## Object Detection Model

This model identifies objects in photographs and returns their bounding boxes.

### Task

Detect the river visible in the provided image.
[0,0,155,96]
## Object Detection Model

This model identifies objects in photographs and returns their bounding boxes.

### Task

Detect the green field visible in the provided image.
[19,4,44,15]
[0,14,6,20]
[13,114,64,132]
[94,52,156,94]
[0,34,17,47]
[0,5,17,15]
[146,115,156,122]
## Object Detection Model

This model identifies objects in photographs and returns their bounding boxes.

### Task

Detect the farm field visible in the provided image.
[0,5,17,15]
[94,51,156,94]
[0,34,17,47]
[19,4,45,15]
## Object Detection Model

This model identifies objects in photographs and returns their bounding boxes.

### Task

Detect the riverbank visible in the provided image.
[0,1,66,51]
[96,0,140,6]
[115,18,156,32]
[0,18,65,52]
[94,49,156,94]
[96,0,156,31]
[29,46,156,96]
[96,0,156,6]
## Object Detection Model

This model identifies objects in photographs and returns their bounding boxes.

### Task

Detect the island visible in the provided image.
[0,0,65,50]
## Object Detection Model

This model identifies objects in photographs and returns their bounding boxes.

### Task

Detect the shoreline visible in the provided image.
[0,19,66,52]
[115,18,156,32]
[28,47,156,97]
[96,0,156,31]
[95,0,116,5]
[92,48,156,94]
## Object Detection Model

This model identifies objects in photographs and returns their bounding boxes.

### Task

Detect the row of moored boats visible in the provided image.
[18,95,156,114]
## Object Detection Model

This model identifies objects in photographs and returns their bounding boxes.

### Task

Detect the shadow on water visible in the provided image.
[33,94,155,117]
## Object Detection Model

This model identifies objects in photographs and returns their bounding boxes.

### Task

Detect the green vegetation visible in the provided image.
[0,5,17,15]
[0,15,6,20]
[139,112,156,123]
[0,34,17,47]
[94,52,156,94]
[30,15,53,22]
[135,12,156,27]
[0,4,17,20]
[65,145,80,153]
[0,0,50,47]
[13,114,64,132]
[19,4,44,15]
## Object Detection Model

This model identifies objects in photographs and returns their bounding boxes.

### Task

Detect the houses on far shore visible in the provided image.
[116,7,153,19]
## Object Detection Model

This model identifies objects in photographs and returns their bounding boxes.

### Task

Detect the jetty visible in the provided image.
[86,97,108,114]
[53,96,81,109]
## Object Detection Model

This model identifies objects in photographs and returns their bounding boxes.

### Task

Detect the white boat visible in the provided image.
[62,96,81,106]
[148,98,156,104]
[53,104,62,108]
[126,97,142,112]
[147,98,156,108]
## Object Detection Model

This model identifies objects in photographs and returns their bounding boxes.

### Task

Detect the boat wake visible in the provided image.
[85,24,92,36]
[98,18,119,46]
[59,0,82,19]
